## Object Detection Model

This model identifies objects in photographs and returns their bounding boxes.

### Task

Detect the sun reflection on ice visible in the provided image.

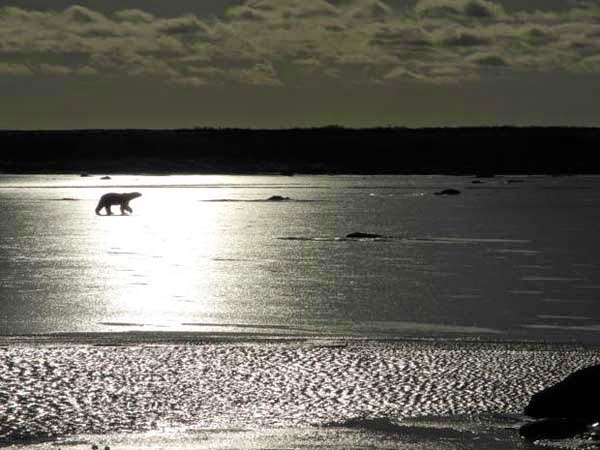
[88,188,233,330]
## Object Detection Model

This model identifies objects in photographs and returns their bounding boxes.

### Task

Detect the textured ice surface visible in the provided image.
[2,175,600,342]
[0,339,598,447]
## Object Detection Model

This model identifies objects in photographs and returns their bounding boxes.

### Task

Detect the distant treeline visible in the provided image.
[1,127,599,174]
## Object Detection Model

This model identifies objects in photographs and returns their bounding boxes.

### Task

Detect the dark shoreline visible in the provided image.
[2,332,600,350]
[2,126,599,175]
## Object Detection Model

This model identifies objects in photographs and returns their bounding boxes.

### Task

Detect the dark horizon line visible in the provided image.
[1,125,600,133]
[4,126,600,175]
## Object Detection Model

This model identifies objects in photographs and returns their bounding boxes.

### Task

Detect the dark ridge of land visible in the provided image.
[1,127,599,175]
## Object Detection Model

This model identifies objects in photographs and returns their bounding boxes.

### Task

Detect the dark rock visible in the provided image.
[471,180,484,184]
[80,173,90,177]
[100,176,112,180]
[266,195,290,201]
[434,189,461,196]
[506,179,524,184]
[345,232,384,239]
[524,365,600,421]
[519,418,589,442]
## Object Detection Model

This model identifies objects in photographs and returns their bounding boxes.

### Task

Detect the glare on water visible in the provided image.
[1,174,600,341]
[2,174,600,450]
[90,190,227,327]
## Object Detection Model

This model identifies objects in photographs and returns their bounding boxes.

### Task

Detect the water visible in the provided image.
[1,174,600,449]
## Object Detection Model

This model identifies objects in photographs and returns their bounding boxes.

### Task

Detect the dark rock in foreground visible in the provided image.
[345,232,384,239]
[434,189,461,196]
[524,365,600,420]
[519,418,590,442]
[101,176,112,180]
[521,365,600,441]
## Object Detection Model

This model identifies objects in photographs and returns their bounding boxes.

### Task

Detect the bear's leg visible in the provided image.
[106,205,113,215]
[122,204,133,215]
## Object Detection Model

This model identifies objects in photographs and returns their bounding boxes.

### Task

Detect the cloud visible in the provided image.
[467,52,509,67]
[76,65,98,76]
[225,6,267,21]
[246,0,339,18]
[154,15,211,36]
[0,61,32,76]
[348,0,393,19]
[439,30,491,46]
[170,75,209,87]
[415,0,505,19]
[62,5,106,24]
[0,0,599,86]
[38,63,73,75]
[576,54,600,73]
[372,25,432,48]
[234,61,283,86]
[114,9,155,23]
[384,66,422,81]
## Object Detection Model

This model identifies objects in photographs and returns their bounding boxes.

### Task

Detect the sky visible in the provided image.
[1,0,600,129]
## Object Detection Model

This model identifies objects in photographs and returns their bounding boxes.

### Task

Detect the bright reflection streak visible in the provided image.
[90,187,234,329]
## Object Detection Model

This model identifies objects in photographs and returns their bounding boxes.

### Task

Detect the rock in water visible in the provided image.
[434,189,461,196]
[266,195,290,201]
[345,232,384,239]
[524,364,600,420]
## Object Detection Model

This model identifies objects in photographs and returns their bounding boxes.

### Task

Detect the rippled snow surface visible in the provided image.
[0,339,599,447]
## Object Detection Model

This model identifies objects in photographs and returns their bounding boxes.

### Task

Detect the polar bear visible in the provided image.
[95,192,142,216]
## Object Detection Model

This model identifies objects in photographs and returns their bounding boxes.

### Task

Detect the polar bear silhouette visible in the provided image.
[95,192,142,216]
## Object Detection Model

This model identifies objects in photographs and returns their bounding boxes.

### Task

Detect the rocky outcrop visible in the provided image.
[524,365,600,420]
[520,365,600,441]
[266,195,290,201]
[519,418,590,442]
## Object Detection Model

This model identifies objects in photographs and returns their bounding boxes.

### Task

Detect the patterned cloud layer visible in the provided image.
[1,0,599,86]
